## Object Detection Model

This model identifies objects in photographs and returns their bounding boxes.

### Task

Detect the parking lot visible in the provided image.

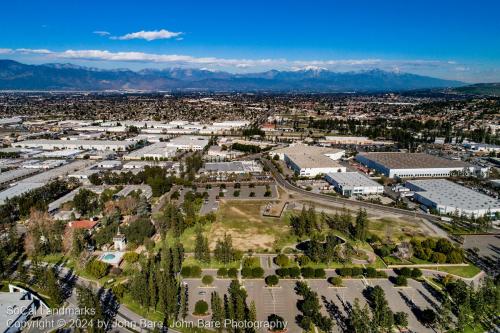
[184,276,441,333]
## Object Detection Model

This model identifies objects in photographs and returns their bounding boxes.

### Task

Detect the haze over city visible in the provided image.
[0,2,499,333]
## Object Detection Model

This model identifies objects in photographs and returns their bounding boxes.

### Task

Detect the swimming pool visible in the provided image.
[99,251,124,266]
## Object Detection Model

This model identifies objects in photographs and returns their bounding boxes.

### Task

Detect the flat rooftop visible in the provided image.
[326,172,382,188]
[203,161,262,173]
[406,179,500,211]
[272,144,343,156]
[286,152,343,169]
[357,152,471,169]
[0,292,34,333]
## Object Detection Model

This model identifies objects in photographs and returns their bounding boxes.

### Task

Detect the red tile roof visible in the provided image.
[69,220,97,229]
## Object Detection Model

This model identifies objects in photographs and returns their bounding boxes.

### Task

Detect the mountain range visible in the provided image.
[0,59,466,92]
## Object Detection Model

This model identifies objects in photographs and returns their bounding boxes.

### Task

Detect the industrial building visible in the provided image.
[200,161,263,175]
[271,144,345,161]
[355,152,482,178]
[325,172,384,196]
[123,142,177,160]
[405,179,500,218]
[165,136,210,151]
[14,139,135,152]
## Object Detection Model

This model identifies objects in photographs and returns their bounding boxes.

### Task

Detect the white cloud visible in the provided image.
[15,48,52,54]
[93,31,111,36]
[111,29,183,41]
[1,47,478,80]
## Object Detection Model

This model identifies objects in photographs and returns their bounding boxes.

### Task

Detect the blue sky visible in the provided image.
[1,0,499,82]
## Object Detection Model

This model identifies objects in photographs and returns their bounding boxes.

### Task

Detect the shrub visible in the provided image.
[249,192,255,197]
[275,268,288,278]
[399,267,412,277]
[112,283,125,298]
[268,314,286,332]
[233,190,240,197]
[85,259,109,279]
[252,267,264,278]
[336,267,352,277]
[274,254,290,267]
[395,275,408,286]
[314,268,326,278]
[194,300,209,315]
[289,267,301,278]
[265,275,279,286]
[431,252,447,264]
[296,255,310,267]
[217,267,228,277]
[411,268,422,279]
[181,266,191,277]
[301,267,315,278]
[351,267,363,277]
[202,275,214,285]
[191,266,202,278]
[181,266,201,278]
[227,268,238,278]
[123,252,139,263]
[365,267,377,278]
[109,267,122,277]
[241,267,252,278]
[328,276,343,286]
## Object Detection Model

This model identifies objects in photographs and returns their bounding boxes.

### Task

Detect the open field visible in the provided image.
[368,217,435,241]
[208,200,296,251]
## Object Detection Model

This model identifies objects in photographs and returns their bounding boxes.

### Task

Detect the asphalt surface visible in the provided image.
[261,158,444,223]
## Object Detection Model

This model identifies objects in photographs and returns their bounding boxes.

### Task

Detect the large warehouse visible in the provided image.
[285,151,346,177]
[325,172,384,197]
[165,136,210,151]
[355,152,481,178]
[15,139,135,152]
[405,179,500,218]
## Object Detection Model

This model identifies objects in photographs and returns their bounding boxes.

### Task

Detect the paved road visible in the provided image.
[262,158,450,240]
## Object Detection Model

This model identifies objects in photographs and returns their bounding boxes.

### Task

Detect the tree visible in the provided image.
[394,312,408,328]
[268,314,286,332]
[211,292,224,331]
[76,284,106,333]
[214,233,235,264]
[265,275,279,286]
[274,254,290,267]
[73,188,99,215]
[194,300,209,315]
[348,298,371,333]
[44,268,63,307]
[420,308,437,327]
[136,195,151,217]
[194,225,210,263]
[367,286,394,332]
[436,296,453,333]
[354,208,368,241]
[179,283,188,319]
[202,275,214,285]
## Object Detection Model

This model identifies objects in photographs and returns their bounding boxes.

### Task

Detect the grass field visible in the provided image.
[419,264,482,278]
[207,200,296,252]
[368,217,432,241]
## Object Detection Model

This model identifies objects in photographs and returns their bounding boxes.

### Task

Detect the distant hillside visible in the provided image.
[0,59,465,92]
[450,83,500,96]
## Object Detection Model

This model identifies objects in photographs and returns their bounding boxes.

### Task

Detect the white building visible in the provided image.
[405,179,500,218]
[166,136,210,151]
[200,161,262,175]
[355,152,485,178]
[123,142,178,161]
[14,139,135,152]
[271,144,344,161]
[325,172,384,196]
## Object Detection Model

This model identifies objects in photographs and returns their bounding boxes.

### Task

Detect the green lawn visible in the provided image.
[182,256,240,269]
[419,264,482,278]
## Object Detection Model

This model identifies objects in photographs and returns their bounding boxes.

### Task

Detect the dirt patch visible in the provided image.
[208,225,275,251]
